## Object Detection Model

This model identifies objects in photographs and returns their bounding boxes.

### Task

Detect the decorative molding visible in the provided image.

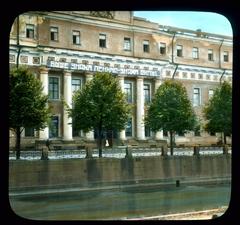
[90,11,114,19]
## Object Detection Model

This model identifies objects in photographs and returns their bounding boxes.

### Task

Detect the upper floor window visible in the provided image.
[208,49,214,61]
[49,77,59,100]
[124,82,133,103]
[192,47,199,59]
[124,37,131,51]
[99,34,106,48]
[144,83,151,103]
[176,45,183,57]
[208,89,214,99]
[72,30,80,45]
[223,51,229,62]
[193,88,201,106]
[72,78,82,94]
[26,24,34,39]
[50,27,58,41]
[143,40,150,53]
[159,42,166,55]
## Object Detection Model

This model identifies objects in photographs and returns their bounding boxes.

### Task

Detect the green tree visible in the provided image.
[203,81,232,144]
[9,67,51,159]
[145,80,197,155]
[69,72,130,157]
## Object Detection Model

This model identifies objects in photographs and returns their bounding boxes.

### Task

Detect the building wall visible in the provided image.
[9,11,232,146]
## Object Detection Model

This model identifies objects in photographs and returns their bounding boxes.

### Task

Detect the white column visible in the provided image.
[118,76,126,140]
[63,71,72,140]
[136,77,145,140]
[155,78,163,140]
[39,68,49,139]
[85,73,94,140]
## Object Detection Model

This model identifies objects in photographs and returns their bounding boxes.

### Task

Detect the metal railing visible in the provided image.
[9,146,231,160]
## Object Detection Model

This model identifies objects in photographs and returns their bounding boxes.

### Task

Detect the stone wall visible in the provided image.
[9,155,231,190]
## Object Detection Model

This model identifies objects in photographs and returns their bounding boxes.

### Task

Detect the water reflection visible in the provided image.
[10,183,231,220]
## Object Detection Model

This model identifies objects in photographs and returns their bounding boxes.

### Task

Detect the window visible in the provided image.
[99,34,106,48]
[143,40,150,53]
[192,47,199,59]
[124,37,131,51]
[50,27,58,41]
[72,30,80,45]
[208,49,214,61]
[159,42,166,54]
[177,45,183,57]
[25,127,34,137]
[193,88,200,106]
[49,116,59,138]
[144,84,151,103]
[125,118,132,137]
[223,51,229,62]
[145,126,151,137]
[26,24,34,38]
[208,89,214,99]
[49,77,59,99]
[124,82,133,103]
[72,78,81,94]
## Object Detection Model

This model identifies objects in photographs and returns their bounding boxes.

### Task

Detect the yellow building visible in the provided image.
[9,11,232,148]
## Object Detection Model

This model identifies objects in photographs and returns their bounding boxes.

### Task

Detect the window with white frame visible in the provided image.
[125,118,132,137]
[72,30,80,45]
[159,42,166,54]
[143,40,150,52]
[25,127,35,137]
[208,89,214,99]
[49,116,59,138]
[99,34,106,48]
[193,88,201,106]
[124,37,131,51]
[177,45,183,57]
[124,82,133,103]
[192,47,199,59]
[208,49,214,61]
[72,78,82,94]
[26,24,34,39]
[223,51,229,62]
[144,83,151,103]
[49,77,59,100]
[50,27,58,41]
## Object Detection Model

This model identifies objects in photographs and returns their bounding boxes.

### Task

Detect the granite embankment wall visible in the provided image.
[9,155,231,190]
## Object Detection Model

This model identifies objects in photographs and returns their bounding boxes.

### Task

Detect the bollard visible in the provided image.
[176,180,180,187]
[193,146,200,156]
[125,146,132,158]
[85,147,93,158]
[161,146,168,156]
[223,145,228,154]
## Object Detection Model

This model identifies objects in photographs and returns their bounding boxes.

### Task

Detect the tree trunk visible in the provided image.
[98,125,103,158]
[15,127,21,159]
[170,131,174,156]
[223,132,227,145]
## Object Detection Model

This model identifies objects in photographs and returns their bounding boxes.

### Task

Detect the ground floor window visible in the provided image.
[145,126,151,137]
[25,127,35,137]
[49,116,59,138]
[125,118,132,137]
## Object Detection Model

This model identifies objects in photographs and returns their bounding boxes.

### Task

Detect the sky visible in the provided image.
[134,11,233,37]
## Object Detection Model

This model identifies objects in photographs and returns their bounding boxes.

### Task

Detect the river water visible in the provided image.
[9,183,231,220]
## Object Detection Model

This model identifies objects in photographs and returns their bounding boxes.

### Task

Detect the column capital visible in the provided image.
[64,70,72,76]
[39,67,49,74]
[136,76,144,80]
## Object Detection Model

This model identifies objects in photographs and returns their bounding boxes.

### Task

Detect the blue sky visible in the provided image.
[134,11,232,37]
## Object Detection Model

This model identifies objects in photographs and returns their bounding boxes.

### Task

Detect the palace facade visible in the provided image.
[9,11,232,148]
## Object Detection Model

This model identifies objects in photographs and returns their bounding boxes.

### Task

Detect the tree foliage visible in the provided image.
[69,72,131,156]
[145,79,197,155]
[9,66,51,159]
[203,81,232,144]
